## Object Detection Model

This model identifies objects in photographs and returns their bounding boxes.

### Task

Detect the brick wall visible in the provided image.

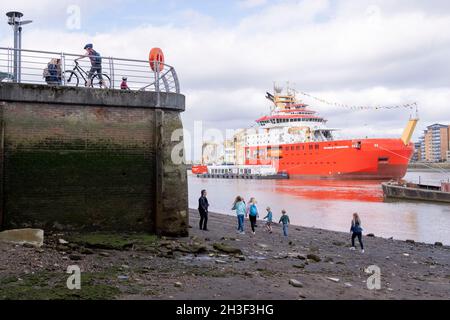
[0,84,188,236]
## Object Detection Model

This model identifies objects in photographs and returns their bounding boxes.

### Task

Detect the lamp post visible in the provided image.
[6,11,33,83]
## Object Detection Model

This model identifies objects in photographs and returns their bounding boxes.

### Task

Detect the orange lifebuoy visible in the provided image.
[149,48,165,72]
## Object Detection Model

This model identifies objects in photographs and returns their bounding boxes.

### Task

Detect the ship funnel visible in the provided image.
[401,118,419,145]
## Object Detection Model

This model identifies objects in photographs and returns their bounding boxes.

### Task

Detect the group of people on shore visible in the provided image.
[198,190,291,238]
[231,196,291,237]
[198,189,365,252]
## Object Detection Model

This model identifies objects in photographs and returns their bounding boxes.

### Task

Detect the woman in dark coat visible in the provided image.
[350,212,364,253]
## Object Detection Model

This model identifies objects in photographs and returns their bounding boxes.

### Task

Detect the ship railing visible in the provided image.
[0,47,180,94]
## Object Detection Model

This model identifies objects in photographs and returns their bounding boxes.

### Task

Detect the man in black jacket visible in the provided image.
[198,190,209,231]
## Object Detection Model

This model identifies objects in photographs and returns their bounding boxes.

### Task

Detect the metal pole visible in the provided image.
[7,48,11,78]
[109,57,114,89]
[13,25,18,82]
[18,26,22,83]
[6,12,32,83]
[61,52,65,86]
[155,61,160,107]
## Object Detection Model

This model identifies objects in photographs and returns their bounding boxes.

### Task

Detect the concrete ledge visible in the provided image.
[0,83,185,111]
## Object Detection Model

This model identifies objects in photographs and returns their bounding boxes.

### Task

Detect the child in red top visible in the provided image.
[121,77,130,90]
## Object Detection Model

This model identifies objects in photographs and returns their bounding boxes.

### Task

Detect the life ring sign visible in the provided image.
[149,48,165,72]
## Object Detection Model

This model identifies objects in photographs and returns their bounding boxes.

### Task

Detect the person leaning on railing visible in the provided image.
[43,58,62,86]
[75,43,103,86]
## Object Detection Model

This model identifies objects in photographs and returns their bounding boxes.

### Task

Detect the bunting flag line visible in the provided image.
[299,91,418,111]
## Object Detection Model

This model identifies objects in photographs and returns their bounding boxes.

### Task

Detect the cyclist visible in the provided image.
[75,43,103,87]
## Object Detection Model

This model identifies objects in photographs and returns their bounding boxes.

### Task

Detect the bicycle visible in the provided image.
[63,61,111,89]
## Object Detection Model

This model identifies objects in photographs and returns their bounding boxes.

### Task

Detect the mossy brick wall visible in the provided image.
[0,83,188,236]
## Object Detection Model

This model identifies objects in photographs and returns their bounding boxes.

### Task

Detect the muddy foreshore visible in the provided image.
[0,210,449,300]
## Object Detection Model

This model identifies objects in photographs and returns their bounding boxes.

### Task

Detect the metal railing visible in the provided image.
[0,47,180,94]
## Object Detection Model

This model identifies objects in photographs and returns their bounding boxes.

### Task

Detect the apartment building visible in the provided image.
[417,124,450,162]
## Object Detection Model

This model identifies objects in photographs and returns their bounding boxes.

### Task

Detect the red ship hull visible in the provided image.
[191,165,208,174]
[245,138,414,180]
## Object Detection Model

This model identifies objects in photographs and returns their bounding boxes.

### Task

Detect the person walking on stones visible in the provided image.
[350,212,364,253]
[232,196,246,235]
[246,198,259,235]
[279,209,290,237]
[264,207,273,234]
[198,190,209,231]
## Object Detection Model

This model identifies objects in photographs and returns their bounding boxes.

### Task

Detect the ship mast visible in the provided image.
[272,82,296,112]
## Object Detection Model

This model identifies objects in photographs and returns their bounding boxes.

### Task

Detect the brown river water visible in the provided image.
[188,170,450,245]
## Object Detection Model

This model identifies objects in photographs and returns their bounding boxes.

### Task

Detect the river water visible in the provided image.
[188,171,450,245]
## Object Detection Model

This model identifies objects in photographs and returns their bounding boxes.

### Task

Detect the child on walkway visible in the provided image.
[264,207,273,233]
[279,210,290,237]
[232,196,246,234]
[247,198,259,235]
[120,77,130,90]
[350,212,364,253]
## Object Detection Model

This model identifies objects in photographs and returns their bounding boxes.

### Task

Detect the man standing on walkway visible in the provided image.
[198,190,209,231]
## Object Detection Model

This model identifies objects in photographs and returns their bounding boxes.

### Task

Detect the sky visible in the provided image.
[1,0,450,161]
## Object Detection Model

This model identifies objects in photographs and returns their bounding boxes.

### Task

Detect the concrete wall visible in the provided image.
[383,184,450,203]
[0,83,188,236]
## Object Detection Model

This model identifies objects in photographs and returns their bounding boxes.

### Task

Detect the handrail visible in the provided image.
[0,47,180,94]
